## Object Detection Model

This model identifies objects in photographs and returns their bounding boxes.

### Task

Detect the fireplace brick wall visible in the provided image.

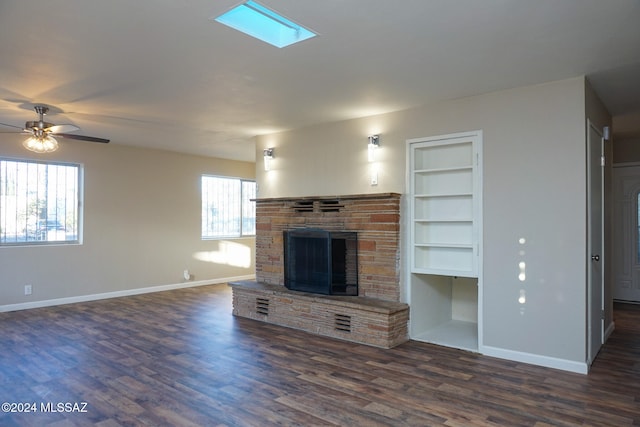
[255,193,402,302]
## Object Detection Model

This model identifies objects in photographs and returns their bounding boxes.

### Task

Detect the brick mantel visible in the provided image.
[255,193,402,302]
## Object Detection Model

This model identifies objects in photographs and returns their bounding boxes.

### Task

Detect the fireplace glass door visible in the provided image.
[283,229,358,296]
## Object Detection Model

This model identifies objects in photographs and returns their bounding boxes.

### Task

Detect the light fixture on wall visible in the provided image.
[263,147,274,171]
[23,134,59,153]
[367,135,379,162]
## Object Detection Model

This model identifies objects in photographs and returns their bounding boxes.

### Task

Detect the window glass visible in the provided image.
[0,158,81,245]
[202,175,256,238]
[241,180,257,236]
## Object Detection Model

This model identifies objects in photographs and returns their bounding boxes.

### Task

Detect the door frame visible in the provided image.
[586,119,605,366]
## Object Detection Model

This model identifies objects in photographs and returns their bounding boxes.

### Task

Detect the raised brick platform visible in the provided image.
[229,280,409,348]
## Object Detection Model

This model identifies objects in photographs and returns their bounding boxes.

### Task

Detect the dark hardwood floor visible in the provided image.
[1,284,639,426]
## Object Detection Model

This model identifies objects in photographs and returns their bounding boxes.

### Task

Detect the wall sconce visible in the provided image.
[263,147,274,171]
[367,135,380,162]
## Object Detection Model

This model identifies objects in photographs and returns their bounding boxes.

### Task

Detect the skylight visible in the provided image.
[213,1,317,48]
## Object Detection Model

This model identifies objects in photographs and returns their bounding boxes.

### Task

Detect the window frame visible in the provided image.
[0,156,83,247]
[201,174,256,239]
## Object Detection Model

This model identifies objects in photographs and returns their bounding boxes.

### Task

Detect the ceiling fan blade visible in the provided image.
[0,121,25,130]
[57,133,110,143]
[49,124,80,133]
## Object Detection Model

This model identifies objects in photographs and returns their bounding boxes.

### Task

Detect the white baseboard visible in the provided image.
[0,275,255,313]
[481,345,589,374]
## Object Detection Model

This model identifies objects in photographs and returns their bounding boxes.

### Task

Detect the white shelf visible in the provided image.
[415,243,473,249]
[414,166,473,174]
[411,268,478,278]
[412,320,478,352]
[414,170,472,196]
[414,193,473,198]
[414,219,473,223]
[414,246,474,273]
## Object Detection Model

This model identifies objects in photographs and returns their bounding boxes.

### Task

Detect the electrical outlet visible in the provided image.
[24,285,32,295]
[183,270,190,281]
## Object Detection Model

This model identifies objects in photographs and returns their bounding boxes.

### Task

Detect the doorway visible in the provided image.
[587,120,604,366]
[613,165,640,303]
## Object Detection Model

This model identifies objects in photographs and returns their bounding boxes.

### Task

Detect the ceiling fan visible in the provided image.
[0,105,109,153]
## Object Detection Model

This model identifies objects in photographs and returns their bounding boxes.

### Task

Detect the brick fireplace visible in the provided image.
[229,192,409,348]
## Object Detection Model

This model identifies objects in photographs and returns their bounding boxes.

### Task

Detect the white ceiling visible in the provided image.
[1,0,639,162]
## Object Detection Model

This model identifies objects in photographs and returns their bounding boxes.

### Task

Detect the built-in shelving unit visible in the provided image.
[411,137,477,276]
[407,131,482,352]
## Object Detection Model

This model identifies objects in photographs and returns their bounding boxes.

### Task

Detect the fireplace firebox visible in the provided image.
[283,228,358,296]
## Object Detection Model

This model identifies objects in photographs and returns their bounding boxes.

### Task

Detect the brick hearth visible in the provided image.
[230,192,409,348]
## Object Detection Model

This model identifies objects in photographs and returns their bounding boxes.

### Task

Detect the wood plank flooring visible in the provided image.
[1,284,639,426]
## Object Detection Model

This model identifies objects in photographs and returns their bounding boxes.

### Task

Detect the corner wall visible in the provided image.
[0,137,255,309]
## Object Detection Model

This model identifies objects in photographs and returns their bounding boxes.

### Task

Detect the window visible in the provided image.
[0,158,81,245]
[202,175,256,238]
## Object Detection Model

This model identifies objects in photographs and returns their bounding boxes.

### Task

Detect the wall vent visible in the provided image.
[291,199,344,213]
[319,200,344,212]
[292,200,315,212]
[256,297,270,316]
[334,313,352,332]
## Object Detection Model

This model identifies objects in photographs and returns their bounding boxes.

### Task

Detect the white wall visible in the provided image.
[256,76,593,368]
[0,137,255,309]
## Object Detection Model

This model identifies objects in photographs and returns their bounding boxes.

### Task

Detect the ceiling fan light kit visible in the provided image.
[23,134,59,153]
